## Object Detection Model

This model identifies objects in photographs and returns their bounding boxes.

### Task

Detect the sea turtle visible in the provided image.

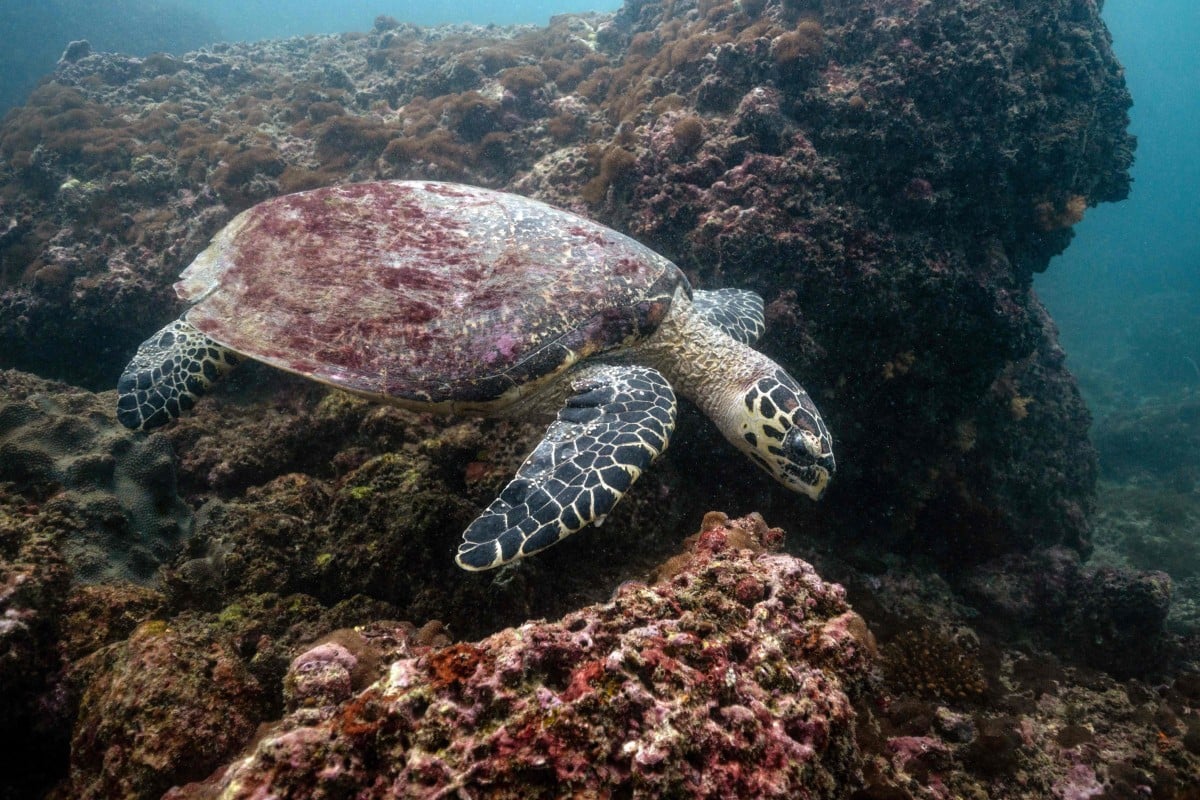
[116,181,835,570]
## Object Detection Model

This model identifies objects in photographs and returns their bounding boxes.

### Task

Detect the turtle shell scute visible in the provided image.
[178,181,684,405]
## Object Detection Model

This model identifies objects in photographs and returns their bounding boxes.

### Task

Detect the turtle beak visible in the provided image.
[781,427,836,500]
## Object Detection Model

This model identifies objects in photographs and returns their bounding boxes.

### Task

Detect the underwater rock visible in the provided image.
[961,546,1172,678]
[165,513,877,799]
[1088,479,1200,636]
[840,558,1200,799]
[0,488,74,798]
[64,615,270,800]
[162,367,360,498]
[0,0,1133,566]
[0,369,191,584]
[870,302,1098,563]
[162,394,689,641]
[58,40,92,65]
[281,623,451,713]
[1,476,182,799]
[1092,388,1200,488]
[282,640,358,710]
[9,500,1196,798]
[56,591,406,800]
[6,5,1195,792]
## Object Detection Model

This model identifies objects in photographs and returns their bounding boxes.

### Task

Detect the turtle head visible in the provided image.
[736,369,835,500]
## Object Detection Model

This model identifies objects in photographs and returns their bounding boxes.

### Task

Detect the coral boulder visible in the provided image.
[166,513,877,799]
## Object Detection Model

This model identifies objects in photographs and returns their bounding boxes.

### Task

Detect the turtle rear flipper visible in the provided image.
[456,364,677,571]
[116,319,239,431]
[691,288,765,345]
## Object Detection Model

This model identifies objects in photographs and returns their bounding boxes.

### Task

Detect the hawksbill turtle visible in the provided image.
[116,181,835,570]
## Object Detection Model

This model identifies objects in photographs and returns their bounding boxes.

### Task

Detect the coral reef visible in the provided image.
[3,2,1197,798]
[66,616,270,800]
[1089,480,1200,637]
[165,513,877,799]
[961,546,1173,678]
[5,477,1199,797]
[52,590,404,800]
[0,2,221,113]
[61,511,1187,800]
[880,626,987,703]
[0,0,1133,566]
[879,304,1098,562]
[0,488,74,798]
[1092,388,1200,489]
[160,380,690,641]
[0,369,191,583]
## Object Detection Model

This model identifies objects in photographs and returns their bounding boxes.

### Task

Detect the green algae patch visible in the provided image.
[346,485,374,501]
[217,603,246,626]
[132,619,172,639]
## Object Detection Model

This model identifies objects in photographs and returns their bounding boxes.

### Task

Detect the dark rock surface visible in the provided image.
[0,370,191,583]
[961,545,1173,678]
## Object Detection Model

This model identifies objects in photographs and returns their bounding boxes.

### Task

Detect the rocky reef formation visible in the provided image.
[1092,388,1200,490]
[0,0,1132,565]
[0,370,191,583]
[0,4,222,114]
[1,370,1182,796]
[961,545,1173,678]
[3,496,1196,799]
[0,486,74,798]
[165,513,875,799]
[4,0,1198,798]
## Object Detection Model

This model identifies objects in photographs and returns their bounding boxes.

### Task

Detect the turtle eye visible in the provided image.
[783,427,824,462]
[778,429,835,499]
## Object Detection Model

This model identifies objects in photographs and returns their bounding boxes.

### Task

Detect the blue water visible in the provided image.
[1035,0,1200,400]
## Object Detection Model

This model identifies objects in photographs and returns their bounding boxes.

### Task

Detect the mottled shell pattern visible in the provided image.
[177,181,684,407]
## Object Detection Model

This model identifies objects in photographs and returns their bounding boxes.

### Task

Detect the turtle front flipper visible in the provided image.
[691,288,766,345]
[116,318,239,431]
[456,364,677,571]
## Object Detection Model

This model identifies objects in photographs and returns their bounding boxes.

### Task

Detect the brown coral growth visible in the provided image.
[773,19,825,66]
[1035,193,1088,230]
[882,627,989,702]
[581,146,637,204]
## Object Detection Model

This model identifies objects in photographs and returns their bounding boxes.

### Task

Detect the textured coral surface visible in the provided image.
[0,370,191,583]
[166,513,875,799]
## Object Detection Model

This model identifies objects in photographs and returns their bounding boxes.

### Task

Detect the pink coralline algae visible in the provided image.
[167,513,877,799]
[1052,763,1106,800]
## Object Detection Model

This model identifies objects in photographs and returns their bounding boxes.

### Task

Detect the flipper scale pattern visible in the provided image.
[456,364,677,570]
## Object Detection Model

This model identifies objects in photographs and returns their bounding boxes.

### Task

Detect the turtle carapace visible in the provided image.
[116,181,835,570]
